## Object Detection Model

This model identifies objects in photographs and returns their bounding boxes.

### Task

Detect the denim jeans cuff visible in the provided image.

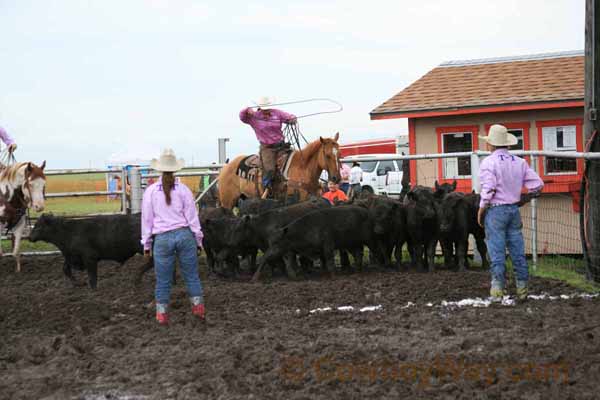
[156,303,168,313]
[516,280,528,289]
[190,296,204,306]
[491,279,505,290]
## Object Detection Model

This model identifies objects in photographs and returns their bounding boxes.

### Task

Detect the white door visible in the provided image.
[376,160,395,192]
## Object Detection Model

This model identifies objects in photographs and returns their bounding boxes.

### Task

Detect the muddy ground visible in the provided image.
[1,255,599,400]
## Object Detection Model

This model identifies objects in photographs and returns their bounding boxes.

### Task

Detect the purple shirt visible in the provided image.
[0,127,15,146]
[479,149,544,208]
[141,178,203,250]
[239,107,296,145]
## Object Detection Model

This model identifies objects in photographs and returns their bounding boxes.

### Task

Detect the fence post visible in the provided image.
[130,167,143,214]
[470,152,481,193]
[470,152,483,265]
[121,168,127,214]
[530,155,538,270]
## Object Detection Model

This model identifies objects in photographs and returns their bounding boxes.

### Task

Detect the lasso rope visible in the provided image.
[254,98,342,150]
[249,98,343,119]
[0,148,17,167]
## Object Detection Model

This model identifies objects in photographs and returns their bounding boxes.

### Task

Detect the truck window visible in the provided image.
[359,161,377,173]
[377,161,395,175]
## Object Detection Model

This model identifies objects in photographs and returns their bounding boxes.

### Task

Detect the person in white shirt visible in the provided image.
[349,162,363,199]
[319,169,329,193]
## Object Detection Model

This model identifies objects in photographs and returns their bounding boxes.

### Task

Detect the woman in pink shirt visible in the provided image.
[141,149,204,325]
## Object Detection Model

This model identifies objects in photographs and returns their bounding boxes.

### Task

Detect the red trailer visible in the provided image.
[339,138,397,158]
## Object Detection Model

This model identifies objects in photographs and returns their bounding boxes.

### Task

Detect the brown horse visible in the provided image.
[218,133,341,209]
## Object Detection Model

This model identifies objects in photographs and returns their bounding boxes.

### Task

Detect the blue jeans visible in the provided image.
[484,205,528,290]
[153,227,203,307]
[339,183,350,194]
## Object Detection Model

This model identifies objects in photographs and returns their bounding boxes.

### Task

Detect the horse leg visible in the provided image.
[12,217,26,273]
[0,223,4,257]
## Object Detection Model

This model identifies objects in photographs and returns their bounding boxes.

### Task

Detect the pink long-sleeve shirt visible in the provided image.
[0,126,15,146]
[239,107,296,145]
[479,149,544,208]
[141,178,203,250]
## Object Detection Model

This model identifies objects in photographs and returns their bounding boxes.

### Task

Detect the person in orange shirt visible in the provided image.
[322,176,348,205]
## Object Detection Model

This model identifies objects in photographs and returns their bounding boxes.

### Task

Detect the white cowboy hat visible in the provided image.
[253,96,276,108]
[479,124,518,147]
[151,148,185,172]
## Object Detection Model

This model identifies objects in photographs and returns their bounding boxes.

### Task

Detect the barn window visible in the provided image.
[542,125,577,174]
[508,128,524,150]
[442,132,472,179]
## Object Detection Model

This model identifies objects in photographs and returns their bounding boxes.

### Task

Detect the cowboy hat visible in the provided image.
[253,96,276,108]
[151,148,185,172]
[479,124,518,147]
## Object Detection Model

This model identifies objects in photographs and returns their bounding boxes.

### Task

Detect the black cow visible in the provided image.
[403,186,439,272]
[237,198,283,216]
[464,192,489,269]
[434,180,457,199]
[371,199,408,268]
[29,214,152,289]
[437,192,489,270]
[223,200,330,279]
[437,192,471,270]
[255,206,376,280]
[354,195,408,268]
[198,207,242,275]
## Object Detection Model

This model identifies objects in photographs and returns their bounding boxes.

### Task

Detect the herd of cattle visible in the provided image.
[26,181,496,288]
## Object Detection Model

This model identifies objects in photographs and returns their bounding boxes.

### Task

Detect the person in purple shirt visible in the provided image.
[0,126,17,153]
[478,124,544,300]
[141,148,204,325]
[240,96,297,191]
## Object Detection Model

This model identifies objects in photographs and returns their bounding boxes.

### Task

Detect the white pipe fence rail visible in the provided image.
[6,164,223,257]
[342,150,600,270]
[8,151,598,265]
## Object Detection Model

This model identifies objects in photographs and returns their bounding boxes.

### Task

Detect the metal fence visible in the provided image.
[9,164,223,257]
[12,150,600,280]
[342,150,600,278]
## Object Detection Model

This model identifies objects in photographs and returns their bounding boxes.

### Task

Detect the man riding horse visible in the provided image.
[239,96,297,198]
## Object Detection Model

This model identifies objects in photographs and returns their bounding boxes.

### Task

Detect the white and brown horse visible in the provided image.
[218,133,341,209]
[0,161,47,271]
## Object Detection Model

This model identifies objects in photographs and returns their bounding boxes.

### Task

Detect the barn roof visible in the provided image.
[370,50,584,119]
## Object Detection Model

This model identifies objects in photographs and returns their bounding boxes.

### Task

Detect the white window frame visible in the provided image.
[441,131,473,179]
[507,128,524,151]
[542,125,578,176]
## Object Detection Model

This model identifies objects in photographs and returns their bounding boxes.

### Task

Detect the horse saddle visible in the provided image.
[236,148,295,182]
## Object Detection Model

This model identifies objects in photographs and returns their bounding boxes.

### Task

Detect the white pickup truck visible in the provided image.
[342,154,404,197]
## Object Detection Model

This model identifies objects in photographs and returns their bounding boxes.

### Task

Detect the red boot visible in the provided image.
[191,304,205,320]
[156,303,169,325]
[156,311,169,325]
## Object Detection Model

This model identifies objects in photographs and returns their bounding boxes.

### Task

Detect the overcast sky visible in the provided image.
[0,0,584,168]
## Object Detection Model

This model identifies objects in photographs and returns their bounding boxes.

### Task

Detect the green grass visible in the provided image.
[493,254,599,293]
[3,240,57,253]
[530,256,600,293]
[33,197,122,217]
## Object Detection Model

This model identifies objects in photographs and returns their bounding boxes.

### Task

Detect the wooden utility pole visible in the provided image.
[583,0,600,281]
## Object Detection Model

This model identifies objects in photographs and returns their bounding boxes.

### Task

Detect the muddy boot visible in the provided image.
[156,303,169,325]
[191,297,205,320]
[490,287,506,301]
[516,281,528,301]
